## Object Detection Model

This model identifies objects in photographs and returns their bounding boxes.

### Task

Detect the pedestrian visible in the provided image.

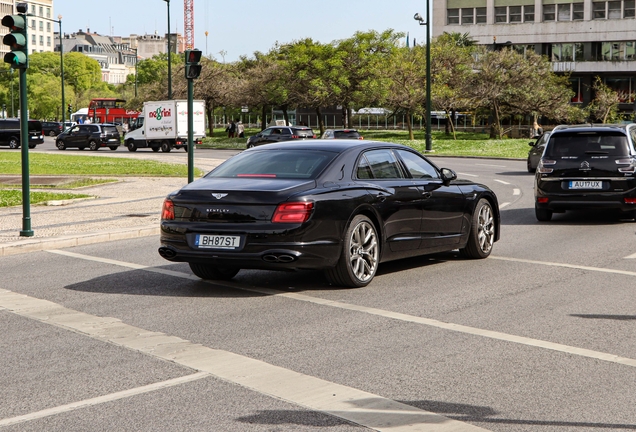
[228,120,236,138]
[237,120,245,138]
[532,121,543,137]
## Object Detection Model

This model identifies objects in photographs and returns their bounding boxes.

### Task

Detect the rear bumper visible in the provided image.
[536,188,636,211]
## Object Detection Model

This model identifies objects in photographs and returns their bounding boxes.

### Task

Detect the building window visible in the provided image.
[513,44,535,56]
[39,6,43,16]
[30,4,35,14]
[609,0,622,17]
[47,36,51,46]
[509,6,522,22]
[39,35,43,46]
[626,0,636,16]
[570,78,583,103]
[600,41,636,59]
[30,19,35,29]
[543,4,556,20]
[39,21,43,31]
[46,7,50,18]
[605,78,633,102]
[558,3,571,20]
[31,34,35,44]
[552,43,584,61]
[495,6,507,22]
[476,7,487,23]
[447,9,459,24]
[461,8,474,24]
[524,5,535,21]
[593,1,606,18]
[47,22,50,32]
[573,3,585,19]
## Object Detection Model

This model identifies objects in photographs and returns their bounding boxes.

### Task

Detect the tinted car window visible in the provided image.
[545,132,630,158]
[102,126,119,134]
[293,127,315,137]
[334,130,361,139]
[396,150,439,179]
[207,150,337,179]
[361,149,404,179]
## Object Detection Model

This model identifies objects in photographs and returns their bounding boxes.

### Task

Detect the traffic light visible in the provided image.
[1,4,28,69]
[184,49,202,80]
[67,104,72,114]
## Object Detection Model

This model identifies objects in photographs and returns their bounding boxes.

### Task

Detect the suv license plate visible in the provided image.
[569,180,602,189]
[195,234,241,249]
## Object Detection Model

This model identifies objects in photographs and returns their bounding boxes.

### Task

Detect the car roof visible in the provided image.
[551,124,630,134]
[246,139,407,152]
[325,129,359,132]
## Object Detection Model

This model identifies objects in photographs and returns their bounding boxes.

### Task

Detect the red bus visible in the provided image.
[87,98,140,125]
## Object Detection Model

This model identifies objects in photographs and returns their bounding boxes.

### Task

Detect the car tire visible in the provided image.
[188,262,239,280]
[49,131,56,137]
[535,205,553,222]
[8,138,19,149]
[28,144,36,149]
[459,198,495,259]
[89,140,99,151]
[56,140,66,150]
[127,141,137,152]
[183,145,188,153]
[247,143,254,149]
[109,146,118,151]
[151,147,160,152]
[161,141,171,153]
[325,214,379,288]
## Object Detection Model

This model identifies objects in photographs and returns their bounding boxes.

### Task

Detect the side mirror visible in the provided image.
[529,141,535,146]
[440,168,457,184]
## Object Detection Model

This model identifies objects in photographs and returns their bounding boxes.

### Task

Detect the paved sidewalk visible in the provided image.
[0,176,192,256]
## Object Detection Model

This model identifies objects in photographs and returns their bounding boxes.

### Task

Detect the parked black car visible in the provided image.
[159,140,500,287]
[55,123,121,151]
[322,129,363,140]
[535,124,636,221]
[246,126,316,148]
[0,119,44,149]
[41,121,63,137]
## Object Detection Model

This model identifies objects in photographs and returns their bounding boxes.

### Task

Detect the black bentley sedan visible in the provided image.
[159,141,500,287]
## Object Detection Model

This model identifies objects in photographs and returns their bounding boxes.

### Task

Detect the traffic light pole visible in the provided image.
[187,78,194,183]
[18,48,32,236]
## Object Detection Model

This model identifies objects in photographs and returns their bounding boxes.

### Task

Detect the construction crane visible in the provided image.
[184,0,194,50]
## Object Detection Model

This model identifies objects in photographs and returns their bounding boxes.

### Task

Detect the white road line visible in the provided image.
[491,255,636,278]
[457,172,478,177]
[513,188,521,196]
[475,164,506,168]
[0,373,210,427]
[493,179,510,185]
[46,250,636,370]
[0,288,488,432]
[624,252,636,259]
[499,202,510,209]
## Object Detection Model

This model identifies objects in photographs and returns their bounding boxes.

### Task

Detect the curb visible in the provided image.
[0,225,160,257]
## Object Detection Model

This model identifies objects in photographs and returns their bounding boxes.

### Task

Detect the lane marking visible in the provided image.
[499,202,510,209]
[46,250,636,370]
[0,373,210,427]
[475,164,506,168]
[493,179,510,185]
[624,252,636,259]
[491,255,636,278]
[0,288,488,432]
[457,172,478,177]
[513,188,521,196]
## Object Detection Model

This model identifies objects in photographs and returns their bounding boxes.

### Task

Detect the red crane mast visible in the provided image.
[184,0,194,50]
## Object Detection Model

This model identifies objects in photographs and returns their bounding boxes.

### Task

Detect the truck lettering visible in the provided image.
[148,107,172,120]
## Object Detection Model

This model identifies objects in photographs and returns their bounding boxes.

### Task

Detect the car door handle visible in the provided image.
[375,193,387,202]
[421,191,432,199]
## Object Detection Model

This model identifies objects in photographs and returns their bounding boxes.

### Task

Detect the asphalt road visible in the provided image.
[2,149,636,431]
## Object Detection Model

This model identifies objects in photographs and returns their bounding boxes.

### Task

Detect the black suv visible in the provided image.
[0,119,44,149]
[246,126,316,148]
[534,124,636,221]
[41,121,63,137]
[55,123,121,151]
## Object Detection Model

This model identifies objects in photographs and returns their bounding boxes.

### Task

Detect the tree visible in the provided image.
[587,76,624,123]
[383,46,427,140]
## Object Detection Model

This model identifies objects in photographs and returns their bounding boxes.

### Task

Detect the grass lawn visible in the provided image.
[0,189,92,207]
[0,153,204,177]
[200,128,531,159]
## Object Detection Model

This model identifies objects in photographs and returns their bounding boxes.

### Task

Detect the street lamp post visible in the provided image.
[134,47,138,97]
[164,0,172,99]
[414,5,432,152]
[58,15,65,126]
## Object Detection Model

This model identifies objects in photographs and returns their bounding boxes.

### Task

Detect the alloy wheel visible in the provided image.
[348,220,378,282]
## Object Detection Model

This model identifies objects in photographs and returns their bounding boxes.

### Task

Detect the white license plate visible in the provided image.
[569,180,603,189]
[108,138,118,142]
[195,234,241,249]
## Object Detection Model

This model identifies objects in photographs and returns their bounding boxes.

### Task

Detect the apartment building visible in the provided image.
[434,0,636,109]
[25,0,54,54]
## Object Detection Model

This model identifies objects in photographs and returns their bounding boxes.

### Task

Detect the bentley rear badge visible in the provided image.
[211,193,228,199]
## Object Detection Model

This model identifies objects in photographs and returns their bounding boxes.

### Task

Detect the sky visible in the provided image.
[53,0,430,62]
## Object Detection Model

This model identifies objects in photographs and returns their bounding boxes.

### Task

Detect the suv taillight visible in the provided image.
[616,157,636,173]
[272,202,314,223]
[291,135,299,139]
[537,159,556,174]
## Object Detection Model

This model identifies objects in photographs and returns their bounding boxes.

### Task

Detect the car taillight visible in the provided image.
[162,199,174,220]
[537,197,549,203]
[291,135,299,139]
[312,134,316,138]
[625,198,636,204]
[272,201,314,223]
[616,157,636,173]
[359,136,364,140]
[537,159,555,174]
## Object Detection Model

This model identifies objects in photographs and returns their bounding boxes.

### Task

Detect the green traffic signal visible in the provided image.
[1,14,28,69]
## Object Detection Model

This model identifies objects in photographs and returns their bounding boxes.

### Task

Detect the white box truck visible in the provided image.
[124,100,206,152]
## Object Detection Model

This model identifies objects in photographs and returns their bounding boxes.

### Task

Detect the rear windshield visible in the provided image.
[292,128,315,136]
[28,121,42,132]
[207,149,336,180]
[334,130,361,139]
[545,132,631,158]
[102,126,119,135]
